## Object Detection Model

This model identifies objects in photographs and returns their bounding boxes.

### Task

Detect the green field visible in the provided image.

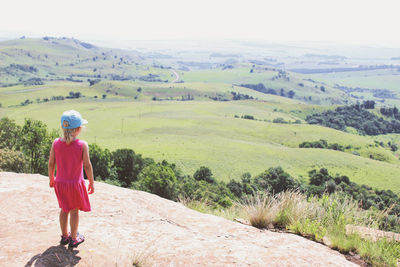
[2,37,400,195]
[2,98,400,194]
[308,69,400,92]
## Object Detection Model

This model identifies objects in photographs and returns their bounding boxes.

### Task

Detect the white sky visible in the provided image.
[1,0,400,46]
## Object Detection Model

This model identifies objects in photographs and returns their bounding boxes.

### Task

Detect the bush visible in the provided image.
[241,115,254,120]
[193,166,215,183]
[272,117,287,124]
[89,144,116,181]
[0,117,21,150]
[306,104,400,135]
[21,118,56,174]
[254,167,297,194]
[112,149,144,187]
[0,148,27,172]
[135,163,178,200]
[299,140,345,151]
[227,179,243,198]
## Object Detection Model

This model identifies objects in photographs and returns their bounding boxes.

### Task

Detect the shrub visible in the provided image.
[0,148,27,172]
[254,167,297,194]
[272,117,287,123]
[135,163,178,200]
[20,118,55,174]
[112,149,144,187]
[0,117,21,150]
[89,144,116,181]
[241,115,254,120]
[193,166,215,183]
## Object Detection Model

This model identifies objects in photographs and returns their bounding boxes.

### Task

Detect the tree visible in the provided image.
[362,100,375,109]
[136,163,178,200]
[177,175,199,199]
[326,179,337,194]
[0,148,27,172]
[112,149,144,187]
[0,117,21,150]
[89,144,115,180]
[227,179,243,198]
[309,168,330,186]
[20,118,51,174]
[193,166,215,183]
[254,167,296,194]
[287,90,295,98]
[390,143,398,152]
[240,172,257,196]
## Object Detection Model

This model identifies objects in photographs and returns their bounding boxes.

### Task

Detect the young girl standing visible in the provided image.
[48,110,95,248]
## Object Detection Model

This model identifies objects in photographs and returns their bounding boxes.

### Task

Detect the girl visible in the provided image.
[48,110,94,248]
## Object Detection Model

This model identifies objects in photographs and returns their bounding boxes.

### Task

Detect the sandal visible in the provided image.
[69,232,85,248]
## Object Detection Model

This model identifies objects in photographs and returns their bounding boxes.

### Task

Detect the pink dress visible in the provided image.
[53,138,91,213]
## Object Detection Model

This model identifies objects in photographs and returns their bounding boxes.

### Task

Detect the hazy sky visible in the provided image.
[1,0,399,46]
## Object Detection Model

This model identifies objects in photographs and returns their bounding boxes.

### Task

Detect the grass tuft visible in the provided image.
[237,191,400,266]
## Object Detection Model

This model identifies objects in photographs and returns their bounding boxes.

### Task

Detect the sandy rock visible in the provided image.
[346,224,400,242]
[322,236,332,248]
[0,172,358,266]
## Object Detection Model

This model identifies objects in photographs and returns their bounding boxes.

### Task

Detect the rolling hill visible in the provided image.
[1,37,400,194]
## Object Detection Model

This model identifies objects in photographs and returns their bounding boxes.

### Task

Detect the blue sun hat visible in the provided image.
[61,110,88,129]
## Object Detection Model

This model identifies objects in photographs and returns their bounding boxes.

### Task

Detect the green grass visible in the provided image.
[308,69,400,92]
[182,65,352,105]
[2,37,400,195]
[2,99,400,194]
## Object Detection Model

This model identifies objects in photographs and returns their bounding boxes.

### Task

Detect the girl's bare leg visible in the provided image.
[59,210,69,237]
[70,209,79,239]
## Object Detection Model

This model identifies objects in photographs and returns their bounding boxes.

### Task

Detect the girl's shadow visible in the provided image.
[25,245,81,267]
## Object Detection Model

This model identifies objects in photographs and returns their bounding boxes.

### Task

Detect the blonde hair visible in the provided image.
[62,127,81,144]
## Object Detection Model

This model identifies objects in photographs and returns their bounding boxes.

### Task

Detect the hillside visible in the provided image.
[3,99,400,194]
[0,172,357,266]
[2,37,400,194]
[0,37,173,86]
[0,37,353,105]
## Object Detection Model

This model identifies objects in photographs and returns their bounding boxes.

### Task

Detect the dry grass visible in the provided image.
[237,191,400,266]
[130,236,159,267]
[239,192,279,229]
[131,252,152,267]
[238,190,320,229]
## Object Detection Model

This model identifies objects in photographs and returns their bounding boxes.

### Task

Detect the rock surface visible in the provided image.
[0,172,358,266]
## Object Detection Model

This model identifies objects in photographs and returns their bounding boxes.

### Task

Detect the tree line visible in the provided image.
[299,139,346,151]
[306,102,400,135]
[239,83,295,99]
[0,117,398,232]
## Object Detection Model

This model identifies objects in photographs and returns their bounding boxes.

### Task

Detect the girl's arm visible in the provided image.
[48,143,56,188]
[83,142,95,194]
